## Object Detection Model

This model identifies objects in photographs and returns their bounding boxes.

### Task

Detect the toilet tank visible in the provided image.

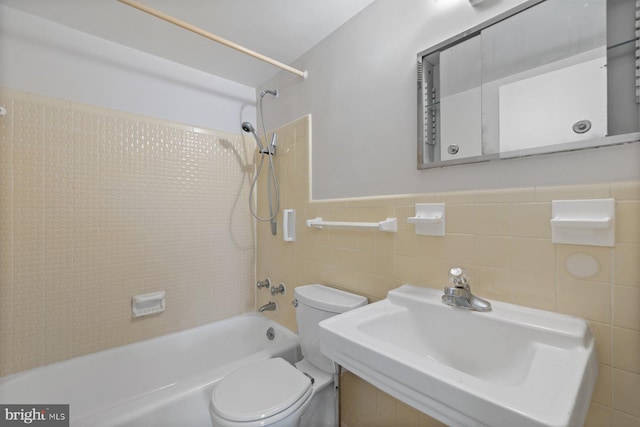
[294,285,368,373]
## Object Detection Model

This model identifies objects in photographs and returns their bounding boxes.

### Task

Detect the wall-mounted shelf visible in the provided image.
[132,291,166,318]
[550,218,612,229]
[407,203,445,236]
[551,199,615,247]
[306,217,398,233]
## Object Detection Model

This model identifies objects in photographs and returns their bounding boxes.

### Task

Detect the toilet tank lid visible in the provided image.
[294,285,368,313]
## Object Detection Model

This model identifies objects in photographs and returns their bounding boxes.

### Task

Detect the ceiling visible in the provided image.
[0,0,376,88]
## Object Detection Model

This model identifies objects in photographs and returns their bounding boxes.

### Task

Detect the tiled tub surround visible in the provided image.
[256,116,640,426]
[0,87,256,376]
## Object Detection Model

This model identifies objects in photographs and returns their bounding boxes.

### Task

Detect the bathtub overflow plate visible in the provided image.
[266,327,275,340]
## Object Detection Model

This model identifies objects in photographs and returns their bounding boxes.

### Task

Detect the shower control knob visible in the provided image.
[271,283,286,296]
[257,278,271,289]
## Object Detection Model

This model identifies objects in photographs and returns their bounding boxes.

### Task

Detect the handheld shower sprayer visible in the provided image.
[244,88,280,236]
[240,121,254,133]
[241,121,264,152]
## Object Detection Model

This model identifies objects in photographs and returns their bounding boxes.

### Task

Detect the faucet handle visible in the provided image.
[257,278,271,289]
[448,267,469,288]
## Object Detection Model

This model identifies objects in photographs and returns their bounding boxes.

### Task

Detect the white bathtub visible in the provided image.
[0,313,300,427]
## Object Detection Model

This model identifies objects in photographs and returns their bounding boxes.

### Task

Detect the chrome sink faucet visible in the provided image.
[442,267,492,312]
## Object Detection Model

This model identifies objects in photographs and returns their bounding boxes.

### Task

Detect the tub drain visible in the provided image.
[266,327,275,341]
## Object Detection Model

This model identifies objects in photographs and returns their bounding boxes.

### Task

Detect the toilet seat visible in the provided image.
[211,358,313,423]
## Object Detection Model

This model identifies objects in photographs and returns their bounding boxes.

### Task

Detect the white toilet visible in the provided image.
[209,284,367,427]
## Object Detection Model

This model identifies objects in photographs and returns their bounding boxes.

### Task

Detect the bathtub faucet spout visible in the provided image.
[259,301,277,312]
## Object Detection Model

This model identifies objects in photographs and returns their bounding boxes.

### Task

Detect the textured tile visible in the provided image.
[355,378,378,425]
[614,243,640,287]
[535,184,611,201]
[471,267,512,302]
[446,204,476,234]
[613,286,640,330]
[585,402,612,427]
[375,389,396,424]
[474,204,511,235]
[613,411,640,427]
[475,236,511,269]
[613,369,640,418]
[590,321,613,366]
[478,187,535,203]
[511,202,552,238]
[557,278,611,323]
[511,271,556,311]
[434,190,478,204]
[2,88,255,375]
[396,402,419,427]
[443,234,476,265]
[592,364,612,406]
[611,181,640,201]
[417,411,448,427]
[0,93,13,376]
[613,327,640,373]
[509,238,556,277]
[616,201,640,243]
[395,255,418,284]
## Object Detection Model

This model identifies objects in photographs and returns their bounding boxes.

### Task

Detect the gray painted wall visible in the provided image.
[258,0,640,200]
[0,5,256,133]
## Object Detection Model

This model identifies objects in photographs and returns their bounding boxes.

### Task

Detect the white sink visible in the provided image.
[319,285,598,427]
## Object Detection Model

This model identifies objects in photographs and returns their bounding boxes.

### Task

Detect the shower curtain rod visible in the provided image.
[117,0,308,79]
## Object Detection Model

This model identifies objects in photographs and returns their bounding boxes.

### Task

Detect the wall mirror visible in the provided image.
[417,0,640,168]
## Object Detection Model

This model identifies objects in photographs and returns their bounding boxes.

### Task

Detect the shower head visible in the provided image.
[260,89,278,98]
[241,121,264,152]
[241,121,255,133]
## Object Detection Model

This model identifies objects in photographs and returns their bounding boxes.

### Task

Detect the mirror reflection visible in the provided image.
[418,0,639,168]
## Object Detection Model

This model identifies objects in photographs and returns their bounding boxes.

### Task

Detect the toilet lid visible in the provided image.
[211,357,312,422]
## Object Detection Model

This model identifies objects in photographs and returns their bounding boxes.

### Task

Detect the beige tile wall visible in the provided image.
[256,115,640,427]
[0,87,256,376]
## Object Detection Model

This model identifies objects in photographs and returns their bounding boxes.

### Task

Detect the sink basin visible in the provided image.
[319,285,598,427]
